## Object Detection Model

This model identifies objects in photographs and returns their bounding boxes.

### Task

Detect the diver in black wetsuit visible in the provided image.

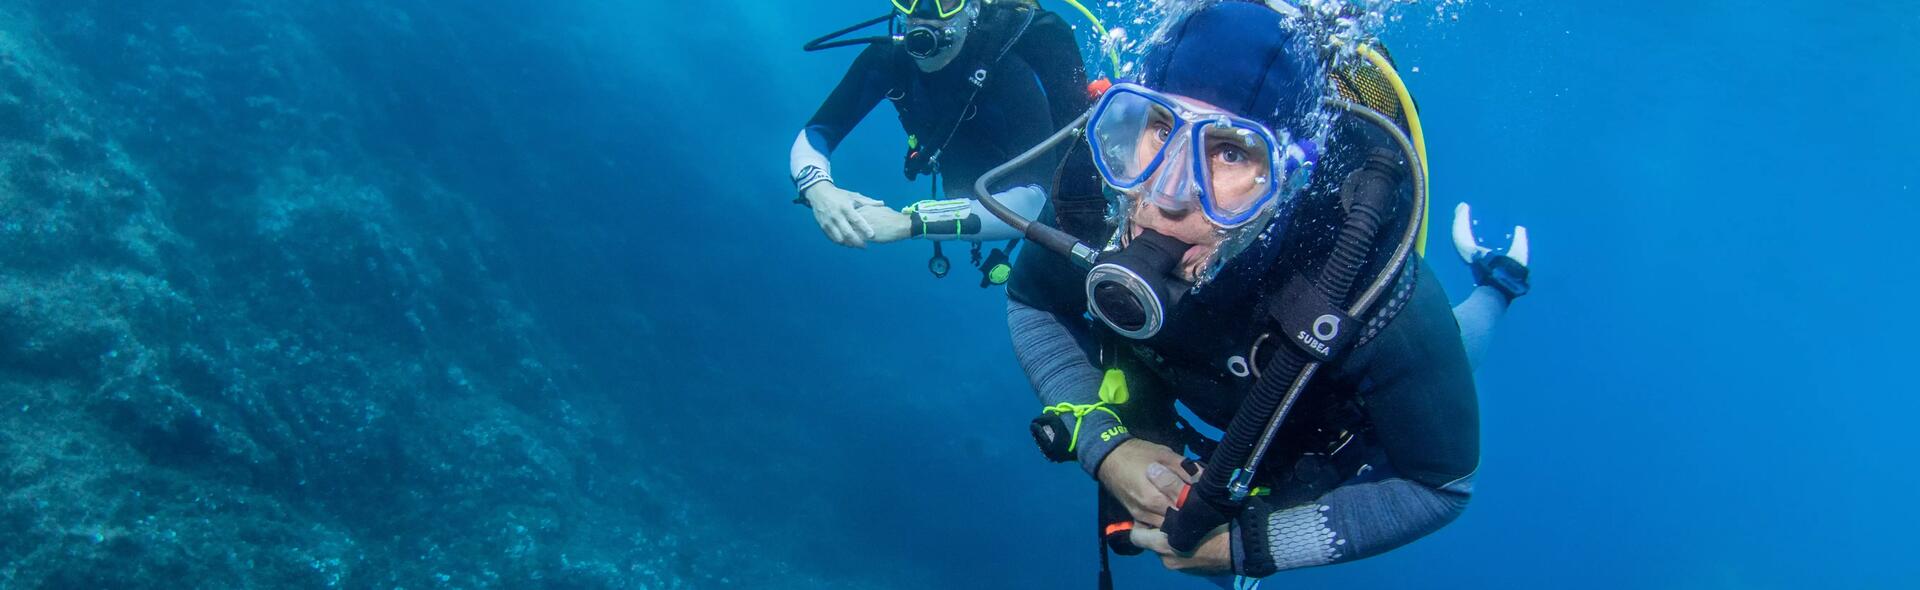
[790,0,1109,287]
[984,2,1515,586]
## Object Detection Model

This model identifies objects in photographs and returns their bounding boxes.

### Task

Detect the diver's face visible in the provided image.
[907,13,971,72]
[1125,94,1273,280]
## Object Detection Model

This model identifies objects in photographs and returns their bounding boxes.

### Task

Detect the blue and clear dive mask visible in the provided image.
[1088,83,1316,230]
[1080,83,1318,339]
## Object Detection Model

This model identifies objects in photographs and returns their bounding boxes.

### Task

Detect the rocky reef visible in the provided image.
[0,1,870,587]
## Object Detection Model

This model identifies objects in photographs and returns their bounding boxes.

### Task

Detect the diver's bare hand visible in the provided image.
[857,206,912,244]
[803,183,884,248]
[1096,439,1192,528]
[1130,524,1234,576]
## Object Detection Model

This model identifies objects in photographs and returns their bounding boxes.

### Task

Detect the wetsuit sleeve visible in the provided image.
[1453,286,1510,369]
[1232,260,1480,577]
[1007,298,1131,478]
[790,44,896,192]
[1232,476,1472,576]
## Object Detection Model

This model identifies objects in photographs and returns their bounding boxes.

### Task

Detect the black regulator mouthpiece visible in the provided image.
[1086,228,1193,340]
[903,24,955,59]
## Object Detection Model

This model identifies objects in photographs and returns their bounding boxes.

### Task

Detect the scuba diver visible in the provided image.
[976,1,1533,586]
[790,0,1114,288]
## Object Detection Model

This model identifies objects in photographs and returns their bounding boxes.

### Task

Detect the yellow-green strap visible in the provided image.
[1042,402,1123,453]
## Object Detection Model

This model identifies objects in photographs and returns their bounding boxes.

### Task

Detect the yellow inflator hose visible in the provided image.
[1056,0,1125,77]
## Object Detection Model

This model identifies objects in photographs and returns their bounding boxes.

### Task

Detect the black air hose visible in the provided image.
[1194,150,1402,505]
[1321,151,1402,297]
[973,111,1101,267]
[1165,145,1409,554]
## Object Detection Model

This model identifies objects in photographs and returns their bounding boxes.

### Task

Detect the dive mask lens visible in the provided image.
[1193,120,1281,227]
[1088,88,1181,191]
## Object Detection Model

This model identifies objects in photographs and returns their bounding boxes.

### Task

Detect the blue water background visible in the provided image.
[433,1,1919,587]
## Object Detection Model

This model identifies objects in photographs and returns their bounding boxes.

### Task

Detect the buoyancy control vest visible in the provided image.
[1075,40,1435,554]
[887,2,1050,184]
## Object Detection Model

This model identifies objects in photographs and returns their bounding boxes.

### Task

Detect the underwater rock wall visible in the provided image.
[0,1,861,587]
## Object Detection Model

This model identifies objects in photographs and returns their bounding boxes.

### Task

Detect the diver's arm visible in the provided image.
[1454,287,1509,369]
[1234,261,1480,577]
[1232,476,1471,577]
[1449,202,1532,368]
[790,128,836,194]
[791,45,895,247]
[1006,298,1130,477]
[905,185,1046,242]
[1012,298,1191,529]
[788,44,893,194]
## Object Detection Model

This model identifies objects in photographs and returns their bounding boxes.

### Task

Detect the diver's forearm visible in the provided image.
[1007,298,1130,476]
[792,44,891,195]
[1452,286,1510,370]
[1233,477,1471,577]
[789,128,835,194]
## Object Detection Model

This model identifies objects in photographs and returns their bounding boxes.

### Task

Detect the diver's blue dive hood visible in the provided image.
[1141,1,1324,135]
[1135,1,1330,307]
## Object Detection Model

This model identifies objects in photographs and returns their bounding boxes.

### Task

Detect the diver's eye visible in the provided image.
[1150,122,1172,144]
[1212,144,1249,165]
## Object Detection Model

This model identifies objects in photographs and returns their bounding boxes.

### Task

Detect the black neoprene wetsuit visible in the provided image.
[1006,113,1480,579]
[793,6,1092,202]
